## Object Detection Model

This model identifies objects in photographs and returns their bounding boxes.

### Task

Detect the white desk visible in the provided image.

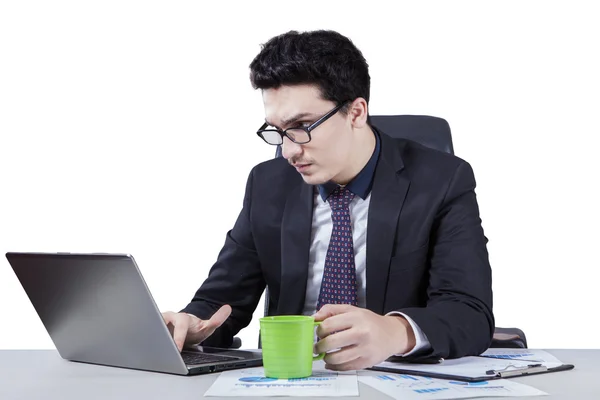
[0,349,596,399]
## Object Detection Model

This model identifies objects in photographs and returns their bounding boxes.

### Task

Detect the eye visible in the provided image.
[292,122,311,129]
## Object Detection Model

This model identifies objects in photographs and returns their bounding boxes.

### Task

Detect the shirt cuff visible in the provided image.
[386,311,431,357]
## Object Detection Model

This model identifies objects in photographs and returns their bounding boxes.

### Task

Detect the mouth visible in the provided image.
[293,163,312,173]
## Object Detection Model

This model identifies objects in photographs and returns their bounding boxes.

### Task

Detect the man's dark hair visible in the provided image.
[249,30,370,111]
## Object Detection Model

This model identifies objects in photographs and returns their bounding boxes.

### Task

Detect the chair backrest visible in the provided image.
[264,118,529,349]
[369,115,454,154]
[265,115,454,320]
[274,115,454,158]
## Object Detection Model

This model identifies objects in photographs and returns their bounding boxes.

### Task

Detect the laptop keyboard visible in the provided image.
[181,351,240,366]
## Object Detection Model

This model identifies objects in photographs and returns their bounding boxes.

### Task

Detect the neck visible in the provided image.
[332,126,376,185]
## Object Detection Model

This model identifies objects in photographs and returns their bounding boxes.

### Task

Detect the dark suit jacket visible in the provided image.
[182,131,494,360]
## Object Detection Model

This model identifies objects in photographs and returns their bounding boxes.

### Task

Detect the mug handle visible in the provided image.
[313,321,325,361]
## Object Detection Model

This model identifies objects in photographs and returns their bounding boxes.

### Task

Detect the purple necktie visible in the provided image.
[316,186,358,311]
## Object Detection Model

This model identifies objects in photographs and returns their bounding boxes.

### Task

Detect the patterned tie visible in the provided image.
[316,186,358,311]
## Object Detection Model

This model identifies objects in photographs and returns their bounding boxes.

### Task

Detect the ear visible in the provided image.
[348,98,369,129]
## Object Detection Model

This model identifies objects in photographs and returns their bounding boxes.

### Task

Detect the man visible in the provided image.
[162,30,494,371]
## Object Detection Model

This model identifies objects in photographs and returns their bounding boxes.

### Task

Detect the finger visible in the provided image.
[315,328,358,354]
[197,305,232,340]
[162,311,175,325]
[162,311,177,338]
[324,344,361,367]
[325,356,366,372]
[317,313,355,339]
[313,304,355,321]
[172,314,190,352]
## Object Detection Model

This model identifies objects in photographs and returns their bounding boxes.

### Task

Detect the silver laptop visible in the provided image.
[5,252,263,375]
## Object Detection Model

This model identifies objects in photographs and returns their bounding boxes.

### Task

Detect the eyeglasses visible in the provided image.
[256,101,348,145]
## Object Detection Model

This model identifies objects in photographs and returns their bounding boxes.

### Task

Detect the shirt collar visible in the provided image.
[318,129,381,202]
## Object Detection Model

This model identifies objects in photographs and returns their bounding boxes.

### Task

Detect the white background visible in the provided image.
[1,1,598,351]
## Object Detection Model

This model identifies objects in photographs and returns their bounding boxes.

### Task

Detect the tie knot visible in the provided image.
[327,186,355,210]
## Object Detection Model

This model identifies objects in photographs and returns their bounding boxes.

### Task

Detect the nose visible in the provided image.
[281,136,303,161]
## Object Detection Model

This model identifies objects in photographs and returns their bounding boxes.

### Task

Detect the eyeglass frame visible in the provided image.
[256,101,350,145]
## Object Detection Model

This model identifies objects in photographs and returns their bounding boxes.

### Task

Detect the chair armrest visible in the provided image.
[490,327,528,348]
[230,336,242,349]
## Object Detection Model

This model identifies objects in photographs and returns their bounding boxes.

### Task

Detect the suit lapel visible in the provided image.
[366,133,410,315]
[278,181,313,315]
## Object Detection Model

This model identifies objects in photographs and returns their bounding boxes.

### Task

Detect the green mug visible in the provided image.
[259,315,324,379]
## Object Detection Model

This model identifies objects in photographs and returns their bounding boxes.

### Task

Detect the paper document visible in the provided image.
[359,373,548,399]
[480,349,564,364]
[374,356,562,379]
[204,362,358,397]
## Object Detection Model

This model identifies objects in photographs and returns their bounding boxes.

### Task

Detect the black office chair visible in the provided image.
[369,115,527,349]
[242,114,527,350]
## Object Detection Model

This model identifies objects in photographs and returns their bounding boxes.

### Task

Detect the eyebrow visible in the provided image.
[265,112,316,129]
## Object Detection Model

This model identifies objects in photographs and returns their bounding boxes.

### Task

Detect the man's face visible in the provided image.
[262,85,352,185]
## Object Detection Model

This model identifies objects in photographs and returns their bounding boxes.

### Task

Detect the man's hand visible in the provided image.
[161,305,232,351]
[313,304,416,371]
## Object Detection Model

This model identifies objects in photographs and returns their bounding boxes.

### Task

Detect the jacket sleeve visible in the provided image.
[180,167,266,348]
[397,161,495,360]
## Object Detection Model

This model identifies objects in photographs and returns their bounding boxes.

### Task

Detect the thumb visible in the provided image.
[193,304,233,345]
[207,304,232,328]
